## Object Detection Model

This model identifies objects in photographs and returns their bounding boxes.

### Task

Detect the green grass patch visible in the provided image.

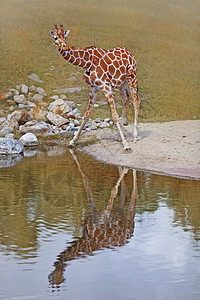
[0,0,199,122]
[37,133,72,145]
[77,136,99,147]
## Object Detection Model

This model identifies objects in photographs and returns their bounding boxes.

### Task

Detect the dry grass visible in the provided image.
[0,0,199,122]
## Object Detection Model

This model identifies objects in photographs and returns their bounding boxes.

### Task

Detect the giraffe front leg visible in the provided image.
[104,88,132,153]
[116,121,132,152]
[68,121,86,147]
[69,87,97,147]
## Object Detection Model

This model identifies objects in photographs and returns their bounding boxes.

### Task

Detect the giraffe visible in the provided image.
[48,149,138,288]
[50,25,141,152]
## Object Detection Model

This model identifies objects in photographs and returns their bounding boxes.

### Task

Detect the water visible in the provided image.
[0,146,199,300]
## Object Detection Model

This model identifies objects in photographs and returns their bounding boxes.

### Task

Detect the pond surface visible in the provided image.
[0,146,199,300]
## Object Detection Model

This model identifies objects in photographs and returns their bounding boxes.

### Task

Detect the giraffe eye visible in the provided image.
[54,37,58,41]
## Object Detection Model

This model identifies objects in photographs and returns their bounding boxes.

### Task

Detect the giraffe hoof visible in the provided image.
[131,136,139,143]
[124,147,132,153]
[68,142,76,148]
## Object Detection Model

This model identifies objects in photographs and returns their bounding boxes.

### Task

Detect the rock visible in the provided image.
[10,89,19,95]
[70,126,78,132]
[5,133,15,139]
[97,100,107,105]
[9,106,15,112]
[48,99,71,115]
[32,94,44,102]
[123,117,128,126]
[47,112,69,126]
[65,101,76,110]
[104,118,111,123]
[28,73,43,83]
[94,118,102,123]
[0,117,6,124]
[29,86,36,92]
[73,119,80,126]
[10,110,31,125]
[18,104,28,109]
[19,120,51,135]
[38,102,48,108]
[53,87,83,93]
[100,122,110,128]
[0,153,23,168]
[0,91,13,101]
[49,66,55,71]
[27,92,33,98]
[71,108,81,118]
[30,106,47,121]
[60,124,69,131]
[0,120,19,131]
[50,95,59,100]
[52,127,61,135]
[90,124,98,130]
[66,113,75,120]
[27,101,36,108]
[36,87,47,96]
[13,94,27,105]
[21,84,29,94]
[0,127,13,137]
[19,133,39,147]
[65,123,76,131]
[0,138,24,154]
[60,94,67,100]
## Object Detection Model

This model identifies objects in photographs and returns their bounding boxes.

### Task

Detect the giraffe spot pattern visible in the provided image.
[52,25,141,151]
[61,45,136,90]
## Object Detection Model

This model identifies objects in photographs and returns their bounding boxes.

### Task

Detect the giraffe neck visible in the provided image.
[58,45,92,70]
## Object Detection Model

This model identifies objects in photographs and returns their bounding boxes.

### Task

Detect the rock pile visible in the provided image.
[0,138,24,155]
[0,83,114,150]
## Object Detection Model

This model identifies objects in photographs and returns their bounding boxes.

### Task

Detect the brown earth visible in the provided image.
[79,120,200,180]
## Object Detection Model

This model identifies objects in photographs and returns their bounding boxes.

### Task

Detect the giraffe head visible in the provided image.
[50,25,70,51]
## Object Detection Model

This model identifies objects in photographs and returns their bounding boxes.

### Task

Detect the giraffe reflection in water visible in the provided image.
[48,150,138,288]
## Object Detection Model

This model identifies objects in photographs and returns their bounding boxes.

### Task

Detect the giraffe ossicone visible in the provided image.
[50,25,141,152]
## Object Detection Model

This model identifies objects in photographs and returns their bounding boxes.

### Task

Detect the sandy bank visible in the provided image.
[79,120,200,179]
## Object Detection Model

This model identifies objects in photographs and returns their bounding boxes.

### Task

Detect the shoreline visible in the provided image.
[78,120,200,180]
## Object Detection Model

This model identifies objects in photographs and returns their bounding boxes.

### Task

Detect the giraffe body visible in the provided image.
[50,25,141,151]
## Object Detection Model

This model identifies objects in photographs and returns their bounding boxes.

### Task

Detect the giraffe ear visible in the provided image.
[64,30,70,39]
[50,31,55,38]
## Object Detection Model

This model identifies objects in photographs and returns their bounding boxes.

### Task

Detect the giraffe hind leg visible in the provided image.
[103,87,132,152]
[127,76,141,142]
[119,83,131,126]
